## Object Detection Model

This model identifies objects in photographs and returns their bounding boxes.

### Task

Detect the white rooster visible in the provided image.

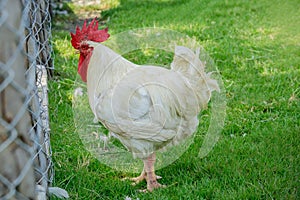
[70,18,219,191]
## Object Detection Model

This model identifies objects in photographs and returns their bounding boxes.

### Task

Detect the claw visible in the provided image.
[156,175,162,179]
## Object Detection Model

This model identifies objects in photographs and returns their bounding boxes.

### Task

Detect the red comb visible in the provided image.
[70,18,110,49]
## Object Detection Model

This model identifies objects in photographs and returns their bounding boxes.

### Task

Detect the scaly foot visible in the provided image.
[146,171,165,192]
[125,171,162,186]
[130,170,146,185]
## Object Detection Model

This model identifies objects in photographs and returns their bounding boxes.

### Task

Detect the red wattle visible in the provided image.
[78,53,92,82]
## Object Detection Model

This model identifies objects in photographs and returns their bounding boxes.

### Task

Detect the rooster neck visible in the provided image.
[86,44,137,107]
[87,44,136,86]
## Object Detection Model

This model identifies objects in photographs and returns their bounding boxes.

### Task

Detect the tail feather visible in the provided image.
[171,46,220,109]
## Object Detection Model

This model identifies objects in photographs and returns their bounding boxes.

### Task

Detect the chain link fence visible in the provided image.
[0,0,55,199]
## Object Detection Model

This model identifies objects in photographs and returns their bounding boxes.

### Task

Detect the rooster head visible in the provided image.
[70,18,110,82]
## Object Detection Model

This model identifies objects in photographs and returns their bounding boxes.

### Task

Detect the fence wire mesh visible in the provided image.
[0,0,53,199]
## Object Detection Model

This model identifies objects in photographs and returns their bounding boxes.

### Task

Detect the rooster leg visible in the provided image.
[143,152,164,192]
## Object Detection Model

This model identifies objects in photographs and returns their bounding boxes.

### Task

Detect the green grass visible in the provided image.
[50,0,299,199]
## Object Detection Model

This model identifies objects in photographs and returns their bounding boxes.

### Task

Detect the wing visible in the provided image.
[94,66,199,142]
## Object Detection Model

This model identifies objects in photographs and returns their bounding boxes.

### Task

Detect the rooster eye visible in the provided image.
[80,43,90,51]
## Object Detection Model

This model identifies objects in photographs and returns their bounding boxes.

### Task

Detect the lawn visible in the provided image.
[49,0,299,199]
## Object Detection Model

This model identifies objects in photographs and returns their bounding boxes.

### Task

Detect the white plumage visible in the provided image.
[86,42,219,160]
